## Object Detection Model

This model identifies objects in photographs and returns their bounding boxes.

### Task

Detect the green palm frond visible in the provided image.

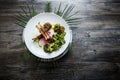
[54,3,81,26]
[15,4,38,27]
[44,2,52,12]
[54,3,63,16]
[15,2,80,27]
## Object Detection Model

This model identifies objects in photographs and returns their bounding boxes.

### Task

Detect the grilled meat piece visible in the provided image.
[44,22,52,31]
[32,35,43,41]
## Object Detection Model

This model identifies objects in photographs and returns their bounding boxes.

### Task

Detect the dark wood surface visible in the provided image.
[0,0,120,80]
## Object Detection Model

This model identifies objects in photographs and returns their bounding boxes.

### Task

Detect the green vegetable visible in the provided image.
[52,43,60,51]
[34,39,42,47]
[53,24,65,34]
[44,44,54,53]
[44,24,66,53]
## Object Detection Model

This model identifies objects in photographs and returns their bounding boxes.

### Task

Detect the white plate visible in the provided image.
[23,13,71,59]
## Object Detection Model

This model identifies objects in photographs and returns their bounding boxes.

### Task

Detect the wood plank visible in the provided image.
[0,42,120,63]
[0,62,119,80]
[1,1,120,16]
[72,28,120,37]
[0,0,120,80]
[0,16,120,30]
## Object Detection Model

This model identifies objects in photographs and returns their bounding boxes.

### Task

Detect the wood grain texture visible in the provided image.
[0,0,120,80]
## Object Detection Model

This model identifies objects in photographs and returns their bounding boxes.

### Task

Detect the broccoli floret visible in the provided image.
[53,24,65,34]
[52,43,60,51]
[60,32,66,38]
[52,33,66,49]
[44,44,54,53]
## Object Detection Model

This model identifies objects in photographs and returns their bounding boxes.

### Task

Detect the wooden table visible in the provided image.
[0,0,120,80]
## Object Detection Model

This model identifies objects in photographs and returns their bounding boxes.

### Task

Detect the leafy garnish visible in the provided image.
[44,2,52,12]
[54,3,81,26]
[15,4,38,27]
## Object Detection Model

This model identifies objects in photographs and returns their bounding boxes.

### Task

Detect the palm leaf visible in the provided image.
[66,11,80,19]
[66,18,81,24]
[62,5,75,19]
[15,21,25,27]
[20,6,31,19]
[15,4,38,27]
[15,16,27,24]
[54,3,81,26]
[55,3,63,16]
[17,13,29,21]
[23,47,31,61]
[31,5,38,16]
[61,4,69,17]
[44,2,52,12]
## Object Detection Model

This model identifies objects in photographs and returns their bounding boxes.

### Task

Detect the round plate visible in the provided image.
[23,13,72,60]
